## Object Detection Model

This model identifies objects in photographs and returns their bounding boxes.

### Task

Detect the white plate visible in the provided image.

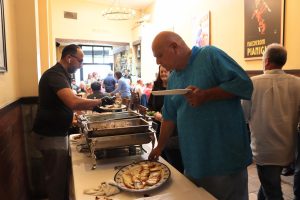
[114,160,171,192]
[151,89,191,96]
[99,104,126,110]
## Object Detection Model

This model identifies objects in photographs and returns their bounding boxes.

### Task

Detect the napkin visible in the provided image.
[83,181,120,197]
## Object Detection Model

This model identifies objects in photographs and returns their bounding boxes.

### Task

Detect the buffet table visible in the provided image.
[69,135,216,200]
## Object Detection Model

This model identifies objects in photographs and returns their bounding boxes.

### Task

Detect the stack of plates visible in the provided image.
[151,89,191,96]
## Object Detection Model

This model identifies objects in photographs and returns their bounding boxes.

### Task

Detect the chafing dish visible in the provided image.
[87,131,155,169]
[78,111,142,123]
[85,118,150,137]
[79,116,155,169]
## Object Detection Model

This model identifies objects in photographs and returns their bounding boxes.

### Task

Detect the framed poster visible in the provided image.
[244,0,285,60]
[0,0,6,72]
[193,11,210,47]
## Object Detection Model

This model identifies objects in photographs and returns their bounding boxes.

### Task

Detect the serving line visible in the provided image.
[69,134,216,200]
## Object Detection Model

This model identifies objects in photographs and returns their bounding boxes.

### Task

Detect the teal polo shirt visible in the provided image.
[163,46,253,179]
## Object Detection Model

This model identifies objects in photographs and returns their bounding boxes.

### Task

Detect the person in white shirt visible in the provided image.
[242,43,300,200]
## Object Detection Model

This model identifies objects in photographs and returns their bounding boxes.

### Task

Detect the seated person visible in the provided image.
[78,81,87,93]
[87,81,108,99]
[71,78,80,93]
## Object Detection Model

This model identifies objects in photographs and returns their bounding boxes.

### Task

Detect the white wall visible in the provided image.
[51,0,138,44]
[139,0,300,82]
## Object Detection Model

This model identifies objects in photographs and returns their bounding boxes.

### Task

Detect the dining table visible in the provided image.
[69,134,216,200]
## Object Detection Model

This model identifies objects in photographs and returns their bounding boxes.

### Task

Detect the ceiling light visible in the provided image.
[102,1,136,20]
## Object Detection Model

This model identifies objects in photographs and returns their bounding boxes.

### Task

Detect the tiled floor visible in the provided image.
[248,164,294,200]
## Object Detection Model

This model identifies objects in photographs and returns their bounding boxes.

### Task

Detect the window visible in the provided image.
[80,45,113,64]
[75,45,114,82]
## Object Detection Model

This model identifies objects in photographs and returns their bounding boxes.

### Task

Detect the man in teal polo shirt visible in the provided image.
[149,31,253,200]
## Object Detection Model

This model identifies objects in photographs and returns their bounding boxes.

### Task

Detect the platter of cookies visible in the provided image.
[114,160,171,192]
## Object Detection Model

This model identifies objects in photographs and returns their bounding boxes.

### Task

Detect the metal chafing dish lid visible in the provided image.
[78,111,142,123]
[86,118,150,137]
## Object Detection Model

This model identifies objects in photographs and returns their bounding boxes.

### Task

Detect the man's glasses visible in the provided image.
[70,55,83,64]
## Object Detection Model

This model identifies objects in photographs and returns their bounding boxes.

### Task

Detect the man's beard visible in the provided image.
[67,65,78,74]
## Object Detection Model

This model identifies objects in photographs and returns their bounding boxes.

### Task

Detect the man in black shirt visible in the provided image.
[33,44,101,200]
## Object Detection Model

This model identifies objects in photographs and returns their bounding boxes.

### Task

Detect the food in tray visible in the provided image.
[121,163,162,189]
[100,104,126,110]
[114,161,170,192]
[93,120,136,129]
[122,173,135,189]
[146,111,156,116]
[73,134,82,140]
[107,105,115,108]
[104,104,120,109]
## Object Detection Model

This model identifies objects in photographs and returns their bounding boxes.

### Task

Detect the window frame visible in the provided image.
[79,45,113,65]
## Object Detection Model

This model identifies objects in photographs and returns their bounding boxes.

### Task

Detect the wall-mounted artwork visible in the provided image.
[0,0,7,72]
[244,0,285,60]
[193,11,210,47]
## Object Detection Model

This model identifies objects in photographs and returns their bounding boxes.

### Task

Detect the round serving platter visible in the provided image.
[114,160,171,192]
[99,104,126,111]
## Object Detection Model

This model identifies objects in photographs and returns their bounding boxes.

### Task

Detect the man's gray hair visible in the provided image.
[264,43,287,67]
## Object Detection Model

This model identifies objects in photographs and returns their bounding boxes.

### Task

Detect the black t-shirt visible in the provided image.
[33,63,73,137]
[147,81,166,112]
[147,81,179,149]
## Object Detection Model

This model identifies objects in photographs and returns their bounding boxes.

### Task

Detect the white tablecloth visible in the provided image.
[69,135,216,200]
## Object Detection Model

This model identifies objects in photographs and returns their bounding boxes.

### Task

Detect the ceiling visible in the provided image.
[57,0,155,47]
[86,0,155,10]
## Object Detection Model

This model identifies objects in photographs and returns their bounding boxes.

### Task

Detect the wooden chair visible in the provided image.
[130,91,140,111]
[122,98,131,111]
[137,105,148,118]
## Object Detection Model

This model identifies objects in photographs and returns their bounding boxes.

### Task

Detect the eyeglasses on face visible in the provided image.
[70,54,83,64]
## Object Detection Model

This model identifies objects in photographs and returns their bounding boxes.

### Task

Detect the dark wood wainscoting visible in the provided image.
[0,101,28,200]
[0,97,38,200]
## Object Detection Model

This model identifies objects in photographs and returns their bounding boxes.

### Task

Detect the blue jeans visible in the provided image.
[294,130,300,200]
[256,165,283,200]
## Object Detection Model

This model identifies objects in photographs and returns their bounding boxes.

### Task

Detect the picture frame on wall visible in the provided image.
[193,11,210,47]
[0,0,7,72]
[244,0,285,60]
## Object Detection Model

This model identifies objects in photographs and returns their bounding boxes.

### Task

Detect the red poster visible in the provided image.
[244,0,284,60]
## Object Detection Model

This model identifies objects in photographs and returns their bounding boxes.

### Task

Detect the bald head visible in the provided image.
[152,31,191,71]
[152,31,185,49]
